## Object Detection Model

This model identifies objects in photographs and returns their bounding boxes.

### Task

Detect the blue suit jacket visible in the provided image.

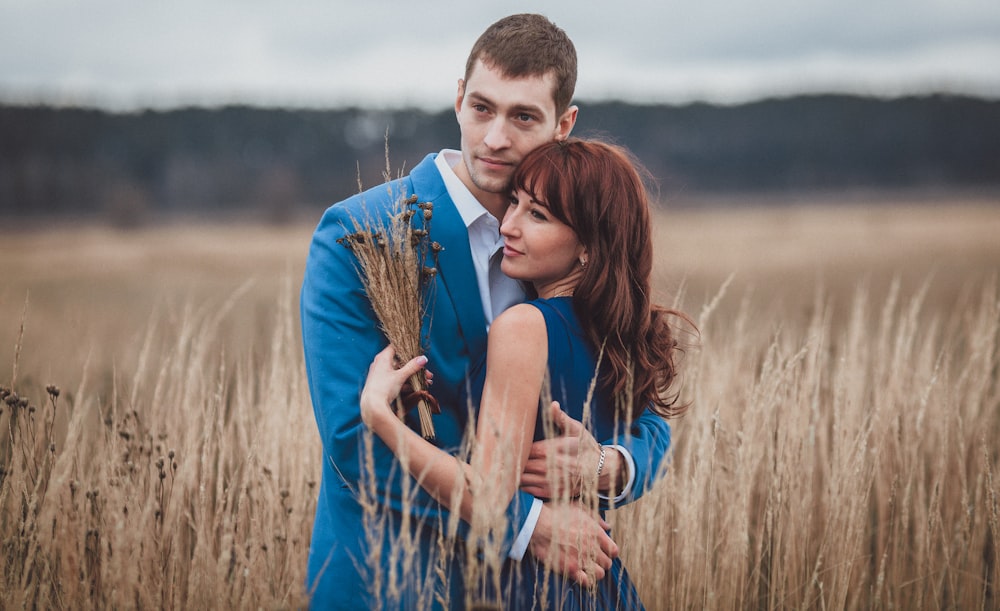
[300,153,672,608]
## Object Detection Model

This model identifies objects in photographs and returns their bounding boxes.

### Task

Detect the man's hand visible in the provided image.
[528,501,618,587]
[521,402,624,499]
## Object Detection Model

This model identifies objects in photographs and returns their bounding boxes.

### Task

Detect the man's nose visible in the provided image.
[483,118,511,150]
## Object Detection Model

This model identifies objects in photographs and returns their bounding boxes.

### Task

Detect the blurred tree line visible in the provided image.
[1,94,998,225]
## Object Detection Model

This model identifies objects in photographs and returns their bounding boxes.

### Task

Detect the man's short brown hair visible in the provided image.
[464,13,578,115]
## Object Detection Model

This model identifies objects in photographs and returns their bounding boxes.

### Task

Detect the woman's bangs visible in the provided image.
[512,143,575,226]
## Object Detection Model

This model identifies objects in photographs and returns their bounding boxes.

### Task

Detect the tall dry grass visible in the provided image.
[1,200,998,609]
[617,274,999,608]
[0,225,319,609]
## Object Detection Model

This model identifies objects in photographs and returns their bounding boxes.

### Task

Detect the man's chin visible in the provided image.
[471,171,514,195]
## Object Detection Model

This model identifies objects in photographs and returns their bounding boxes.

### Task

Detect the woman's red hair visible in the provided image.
[511,139,696,419]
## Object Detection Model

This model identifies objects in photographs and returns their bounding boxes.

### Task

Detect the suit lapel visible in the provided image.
[409,156,489,361]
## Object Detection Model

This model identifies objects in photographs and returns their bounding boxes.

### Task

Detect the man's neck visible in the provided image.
[444,150,507,222]
[478,193,507,223]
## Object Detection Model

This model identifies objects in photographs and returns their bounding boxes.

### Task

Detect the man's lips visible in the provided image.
[478,155,513,170]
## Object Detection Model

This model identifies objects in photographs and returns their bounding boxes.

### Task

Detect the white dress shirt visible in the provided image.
[434,150,523,326]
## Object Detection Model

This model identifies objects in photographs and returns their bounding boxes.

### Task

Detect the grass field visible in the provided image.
[1,196,999,609]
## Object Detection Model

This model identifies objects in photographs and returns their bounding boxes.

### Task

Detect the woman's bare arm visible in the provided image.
[359,304,547,524]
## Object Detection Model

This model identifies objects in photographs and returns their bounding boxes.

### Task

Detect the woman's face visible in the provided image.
[499,187,584,297]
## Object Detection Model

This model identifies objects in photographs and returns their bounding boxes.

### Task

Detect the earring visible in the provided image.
[580,259,588,269]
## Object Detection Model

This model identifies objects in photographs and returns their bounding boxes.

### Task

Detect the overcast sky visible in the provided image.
[2,0,999,111]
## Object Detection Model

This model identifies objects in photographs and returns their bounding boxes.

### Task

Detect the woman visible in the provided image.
[361,139,694,609]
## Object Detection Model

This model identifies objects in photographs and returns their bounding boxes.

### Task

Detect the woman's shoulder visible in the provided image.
[491,303,546,335]
[486,304,548,369]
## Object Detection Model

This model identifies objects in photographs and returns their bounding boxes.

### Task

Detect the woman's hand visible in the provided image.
[359,345,428,431]
[521,401,615,499]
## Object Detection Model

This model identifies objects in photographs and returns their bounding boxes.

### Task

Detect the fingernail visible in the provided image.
[417,355,428,366]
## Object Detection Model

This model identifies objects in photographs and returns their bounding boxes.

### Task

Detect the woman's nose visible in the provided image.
[500,209,517,236]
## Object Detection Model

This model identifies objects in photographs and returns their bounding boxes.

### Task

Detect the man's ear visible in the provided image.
[554,104,579,141]
[455,79,466,119]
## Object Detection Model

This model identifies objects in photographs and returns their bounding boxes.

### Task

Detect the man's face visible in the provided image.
[454,59,577,214]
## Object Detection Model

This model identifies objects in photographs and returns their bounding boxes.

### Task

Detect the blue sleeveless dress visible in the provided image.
[465,296,646,610]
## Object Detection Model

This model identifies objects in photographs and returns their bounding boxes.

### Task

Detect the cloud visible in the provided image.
[1,0,998,109]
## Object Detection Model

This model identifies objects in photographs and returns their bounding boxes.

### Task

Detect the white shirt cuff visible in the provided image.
[597,444,635,505]
[508,497,543,560]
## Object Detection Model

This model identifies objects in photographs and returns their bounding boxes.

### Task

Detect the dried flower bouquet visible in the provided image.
[338,189,443,441]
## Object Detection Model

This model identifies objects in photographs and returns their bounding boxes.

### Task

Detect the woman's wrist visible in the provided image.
[360,391,392,430]
[596,445,625,495]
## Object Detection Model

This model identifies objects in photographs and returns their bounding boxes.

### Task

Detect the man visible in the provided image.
[300,13,671,608]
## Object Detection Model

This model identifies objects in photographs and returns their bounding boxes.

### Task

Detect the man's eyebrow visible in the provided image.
[509,103,546,116]
[466,91,546,116]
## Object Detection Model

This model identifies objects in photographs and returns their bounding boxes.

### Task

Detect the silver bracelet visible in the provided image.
[596,445,607,478]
